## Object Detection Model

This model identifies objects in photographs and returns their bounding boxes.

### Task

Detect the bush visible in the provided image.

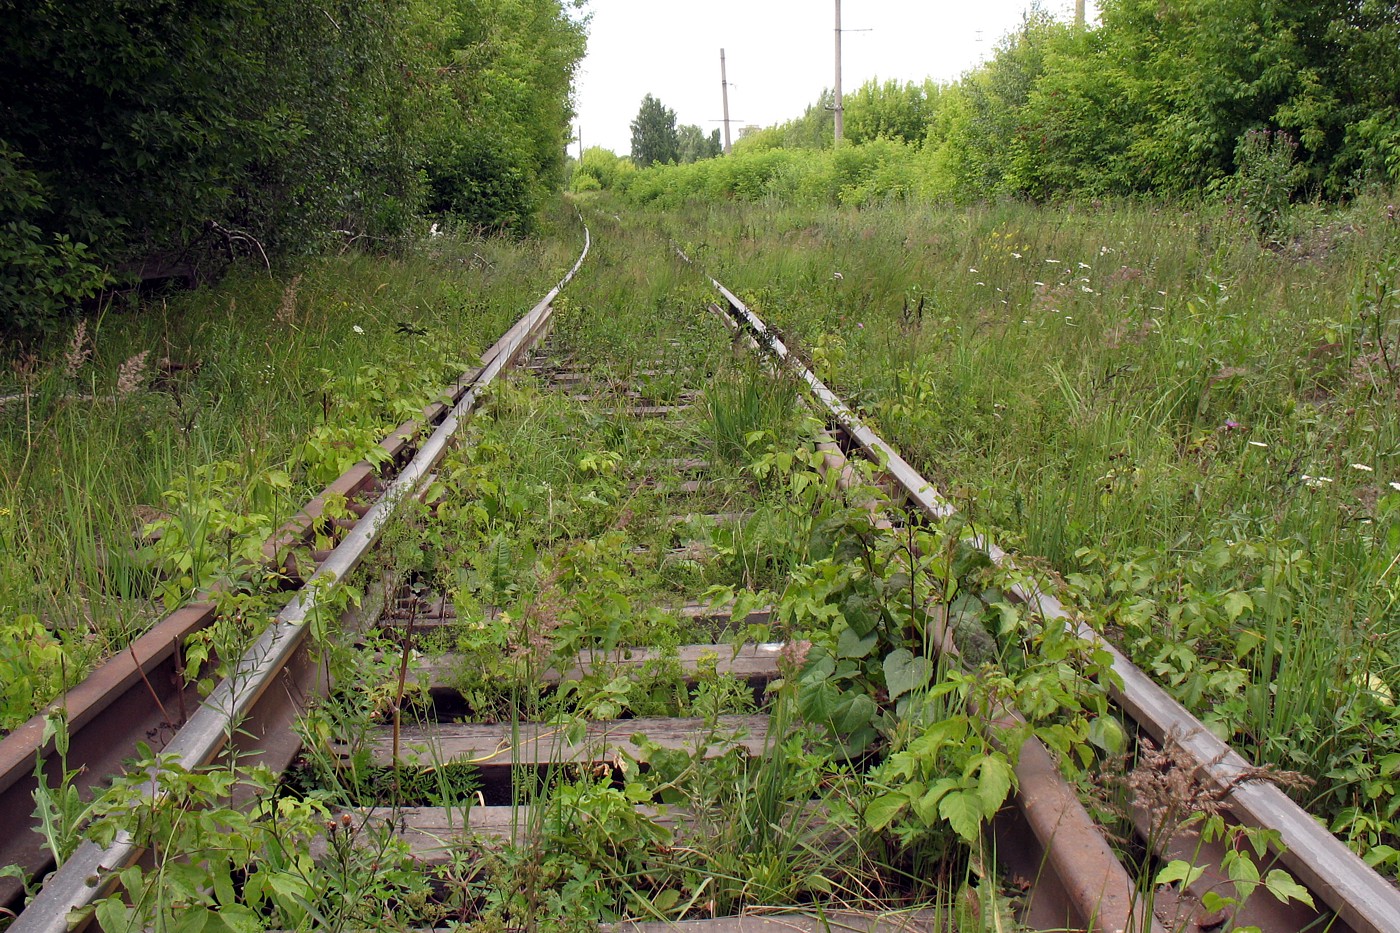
[0,143,110,336]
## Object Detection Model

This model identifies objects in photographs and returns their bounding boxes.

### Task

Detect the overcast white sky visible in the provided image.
[573,1,1098,156]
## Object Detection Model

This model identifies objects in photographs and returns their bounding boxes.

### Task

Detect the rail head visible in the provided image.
[691,263,1400,933]
[9,221,590,933]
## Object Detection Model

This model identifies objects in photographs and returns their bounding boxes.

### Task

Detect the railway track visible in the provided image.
[3,217,1398,932]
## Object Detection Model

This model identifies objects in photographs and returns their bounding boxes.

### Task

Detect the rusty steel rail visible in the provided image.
[0,289,521,913]
[8,224,589,933]
[693,264,1400,933]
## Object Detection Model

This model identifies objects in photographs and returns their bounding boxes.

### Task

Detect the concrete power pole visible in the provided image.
[833,0,844,146]
[720,49,733,155]
[1075,0,1085,26]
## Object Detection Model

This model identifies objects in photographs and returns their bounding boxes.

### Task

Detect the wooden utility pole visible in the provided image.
[833,0,844,146]
[720,49,733,155]
[1075,0,1085,26]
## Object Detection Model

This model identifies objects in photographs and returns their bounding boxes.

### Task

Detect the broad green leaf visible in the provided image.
[830,692,877,733]
[1225,850,1259,888]
[1222,590,1253,621]
[865,792,908,831]
[884,648,933,699]
[914,778,958,825]
[93,898,135,933]
[798,679,839,724]
[939,789,984,842]
[971,754,1015,817]
[1087,715,1126,755]
[843,593,880,636]
[1233,629,1265,660]
[169,906,211,933]
[1154,860,1206,888]
[216,905,264,933]
[1263,869,1315,907]
[837,624,878,659]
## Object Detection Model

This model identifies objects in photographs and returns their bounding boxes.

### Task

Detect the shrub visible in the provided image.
[0,143,110,337]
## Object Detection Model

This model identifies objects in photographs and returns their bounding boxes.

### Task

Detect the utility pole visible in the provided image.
[720,49,733,155]
[833,0,844,146]
[1075,0,1085,26]
[577,126,583,161]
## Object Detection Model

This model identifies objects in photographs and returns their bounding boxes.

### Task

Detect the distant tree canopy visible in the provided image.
[0,0,586,335]
[630,95,680,167]
[718,1,1400,201]
[677,125,723,164]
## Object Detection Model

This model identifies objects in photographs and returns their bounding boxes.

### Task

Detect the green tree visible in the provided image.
[630,94,680,166]
[419,0,587,232]
[845,79,941,145]
[677,124,722,163]
[0,0,425,263]
[777,90,836,150]
[570,147,636,192]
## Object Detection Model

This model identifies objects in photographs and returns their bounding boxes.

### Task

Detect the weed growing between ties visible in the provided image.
[3,210,1319,931]
[0,217,582,733]
[640,194,1400,872]
[269,256,1145,932]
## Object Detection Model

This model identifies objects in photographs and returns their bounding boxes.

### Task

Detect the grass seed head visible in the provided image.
[116,350,150,396]
[63,319,91,377]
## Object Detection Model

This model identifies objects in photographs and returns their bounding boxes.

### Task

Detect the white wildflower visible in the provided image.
[832,271,844,280]
[1351,463,1374,472]
[352,325,365,335]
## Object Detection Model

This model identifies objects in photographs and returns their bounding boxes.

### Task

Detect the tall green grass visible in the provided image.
[0,221,583,731]
[602,194,1400,867]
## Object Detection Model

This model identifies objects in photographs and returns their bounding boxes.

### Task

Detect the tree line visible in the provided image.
[751,0,1400,198]
[582,1,1398,211]
[0,0,587,336]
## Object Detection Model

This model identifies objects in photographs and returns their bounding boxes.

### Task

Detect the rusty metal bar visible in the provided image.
[11,224,589,933]
[0,603,214,908]
[812,432,1154,933]
[698,267,1400,933]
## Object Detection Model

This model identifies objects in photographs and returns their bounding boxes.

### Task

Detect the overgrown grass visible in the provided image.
[0,217,583,732]
[612,192,1400,871]
[275,221,1093,929]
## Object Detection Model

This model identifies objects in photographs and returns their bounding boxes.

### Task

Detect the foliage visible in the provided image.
[624,1,1400,204]
[648,193,1400,869]
[0,220,582,730]
[0,144,111,336]
[0,0,423,266]
[0,616,74,731]
[0,0,585,333]
[844,79,942,146]
[631,94,680,167]
[570,147,637,193]
[1216,129,1307,241]
[677,124,723,164]
[420,0,587,233]
[76,754,429,932]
